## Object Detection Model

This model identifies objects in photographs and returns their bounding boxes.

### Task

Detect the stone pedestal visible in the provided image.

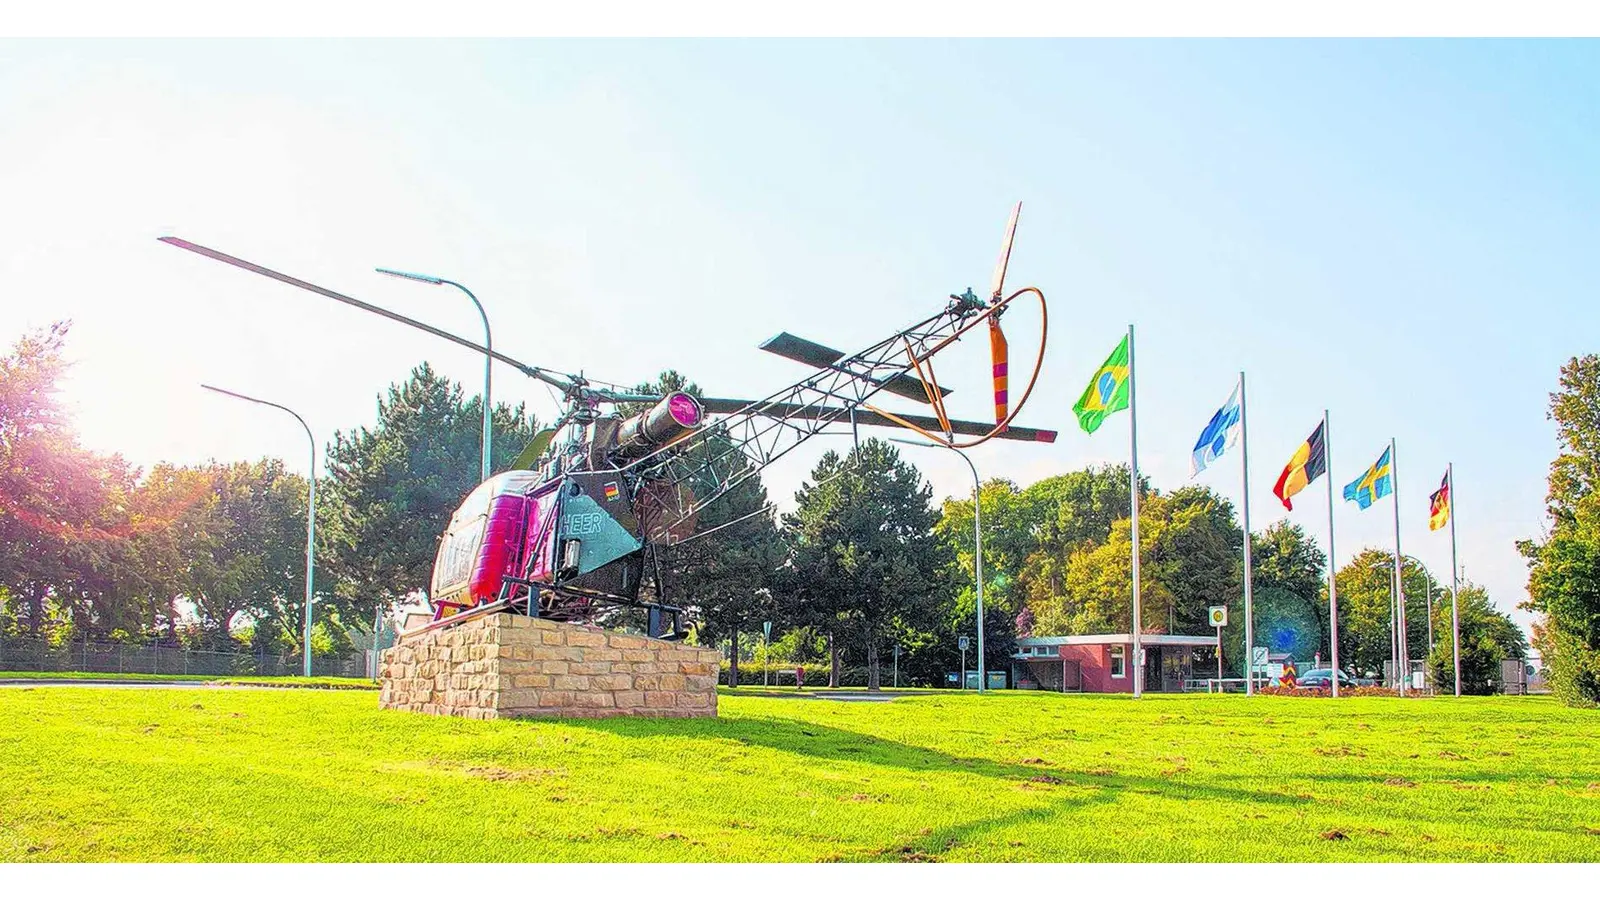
[379,612,720,719]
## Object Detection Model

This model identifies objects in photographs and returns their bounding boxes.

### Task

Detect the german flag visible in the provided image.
[1429,470,1451,531]
[1273,421,1328,511]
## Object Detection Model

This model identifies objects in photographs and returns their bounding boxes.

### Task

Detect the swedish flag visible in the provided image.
[1072,335,1130,434]
[1342,446,1394,510]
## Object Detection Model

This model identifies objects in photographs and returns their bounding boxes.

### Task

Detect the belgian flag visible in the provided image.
[1273,421,1328,511]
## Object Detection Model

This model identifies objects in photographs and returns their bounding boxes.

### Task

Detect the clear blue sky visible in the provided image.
[2,39,1593,636]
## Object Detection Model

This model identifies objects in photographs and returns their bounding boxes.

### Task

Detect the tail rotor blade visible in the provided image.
[988,201,1022,301]
[989,318,1009,425]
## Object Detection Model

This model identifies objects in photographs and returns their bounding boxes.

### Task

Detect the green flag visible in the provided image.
[1072,335,1131,434]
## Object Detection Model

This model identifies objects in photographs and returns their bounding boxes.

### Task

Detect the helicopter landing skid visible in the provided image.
[489,575,687,641]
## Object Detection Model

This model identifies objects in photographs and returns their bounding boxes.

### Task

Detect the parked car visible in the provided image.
[1295,667,1357,688]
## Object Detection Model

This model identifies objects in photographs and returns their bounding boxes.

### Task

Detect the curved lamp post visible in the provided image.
[891,438,985,694]
[376,268,492,482]
[202,384,317,677]
[1372,554,1438,689]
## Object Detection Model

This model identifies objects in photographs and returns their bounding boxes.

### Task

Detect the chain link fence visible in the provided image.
[0,635,368,678]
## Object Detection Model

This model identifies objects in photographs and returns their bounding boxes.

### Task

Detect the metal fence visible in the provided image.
[0,635,368,678]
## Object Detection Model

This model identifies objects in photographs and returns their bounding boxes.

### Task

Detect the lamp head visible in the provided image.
[376,267,445,285]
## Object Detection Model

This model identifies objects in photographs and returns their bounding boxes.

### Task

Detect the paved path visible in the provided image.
[0,679,302,689]
[733,689,941,702]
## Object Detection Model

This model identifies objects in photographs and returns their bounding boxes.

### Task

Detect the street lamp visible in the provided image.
[376,268,493,483]
[202,384,317,677]
[1388,554,1435,660]
[891,438,986,694]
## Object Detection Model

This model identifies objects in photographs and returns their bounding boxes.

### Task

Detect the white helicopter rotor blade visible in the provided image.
[987,200,1022,301]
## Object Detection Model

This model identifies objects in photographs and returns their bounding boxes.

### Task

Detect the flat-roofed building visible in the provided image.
[1011,633,1221,693]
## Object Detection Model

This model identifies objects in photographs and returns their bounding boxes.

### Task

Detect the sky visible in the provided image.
[2,39,1595,639]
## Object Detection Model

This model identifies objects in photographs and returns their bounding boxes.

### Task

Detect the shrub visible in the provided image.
[1256,685,1399,698]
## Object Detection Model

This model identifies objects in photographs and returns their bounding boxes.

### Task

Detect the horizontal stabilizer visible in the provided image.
[758,331,953,405]
[759,332,844,369]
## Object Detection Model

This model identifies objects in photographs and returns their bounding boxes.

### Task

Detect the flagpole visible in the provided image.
[1391,437,1408,696]
[1449,462,1461,697]
[1239,371,1255,696]
[1324,409,1340,699]
[1128,324,1143,699]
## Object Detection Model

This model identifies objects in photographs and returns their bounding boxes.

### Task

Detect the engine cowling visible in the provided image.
[611,392,704,461]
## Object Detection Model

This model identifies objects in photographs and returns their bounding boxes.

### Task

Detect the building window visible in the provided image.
[1110,645,1126,678]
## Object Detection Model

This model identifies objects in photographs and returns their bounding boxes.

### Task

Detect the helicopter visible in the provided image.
[160,203,1055,639]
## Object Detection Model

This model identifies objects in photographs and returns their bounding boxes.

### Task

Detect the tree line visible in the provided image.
[1520,354,1600,707]
[0,322,538,653]
[0,323,1532,695]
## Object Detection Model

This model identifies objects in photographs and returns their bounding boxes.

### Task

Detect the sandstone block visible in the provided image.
[384,613,719,720]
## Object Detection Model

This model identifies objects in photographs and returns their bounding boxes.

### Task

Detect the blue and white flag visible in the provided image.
[1190,384,1243,477]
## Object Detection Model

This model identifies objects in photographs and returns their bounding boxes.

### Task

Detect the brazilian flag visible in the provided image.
[1072,335,1130,434]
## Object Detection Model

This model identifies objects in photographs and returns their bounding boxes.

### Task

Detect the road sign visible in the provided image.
[958,635,970,652]
[1251,645,1269,665]
[762,621,772,641]
[1208,606,1228,628]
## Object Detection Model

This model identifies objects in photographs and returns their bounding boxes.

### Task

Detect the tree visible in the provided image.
[931,478,1035,686]
[319,363,538,629]
[784,439,952,691]
[1332,548,1431,677]
[1144,486,1242,633]
[1240,585,1322,664]
[1022,484,1239,645]
[1428,583,1528,695]
[1012,466,1143,616]
[0,323,150,639]
[1249,522,1328,657]
[1520,354,1600,706]
[145,460,311,650]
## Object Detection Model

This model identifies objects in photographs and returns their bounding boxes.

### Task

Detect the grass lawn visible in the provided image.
[0,687,1596,862]
[0,671,376,689]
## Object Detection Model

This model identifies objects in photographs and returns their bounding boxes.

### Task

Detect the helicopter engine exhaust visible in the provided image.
[612,391,704,461]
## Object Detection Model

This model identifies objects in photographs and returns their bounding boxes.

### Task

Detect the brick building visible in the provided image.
[1011,633,1220,693]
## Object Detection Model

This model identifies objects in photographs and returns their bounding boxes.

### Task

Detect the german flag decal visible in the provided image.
[603,482,621,502]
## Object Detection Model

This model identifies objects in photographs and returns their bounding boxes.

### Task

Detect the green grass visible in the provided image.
[0,671,376,689]
[0,688,1596,862]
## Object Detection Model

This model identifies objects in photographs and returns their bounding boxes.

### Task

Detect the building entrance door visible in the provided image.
[1161,648,1188,692]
